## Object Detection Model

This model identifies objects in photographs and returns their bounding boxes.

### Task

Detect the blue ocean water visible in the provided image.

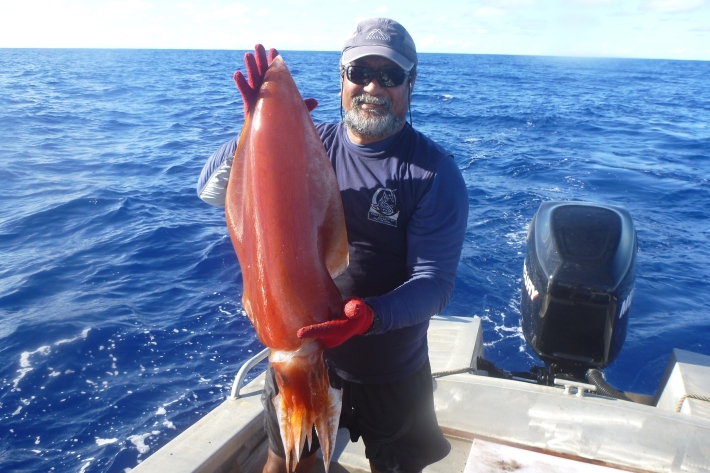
[1,48,709,472]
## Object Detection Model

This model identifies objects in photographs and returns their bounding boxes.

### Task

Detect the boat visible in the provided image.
[132,201,710,472]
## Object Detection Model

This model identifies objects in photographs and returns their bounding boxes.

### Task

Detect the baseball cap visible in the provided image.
[341,18,417,71]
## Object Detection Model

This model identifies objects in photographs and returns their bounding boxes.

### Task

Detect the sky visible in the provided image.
[1,0,709,60]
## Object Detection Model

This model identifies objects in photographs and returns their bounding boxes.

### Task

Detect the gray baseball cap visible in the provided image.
[341,18,417,71]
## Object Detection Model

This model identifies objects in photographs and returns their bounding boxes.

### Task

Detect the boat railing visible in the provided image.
[230,347,271,399]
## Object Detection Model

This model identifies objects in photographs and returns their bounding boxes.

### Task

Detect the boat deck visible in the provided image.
[134,315,710,473]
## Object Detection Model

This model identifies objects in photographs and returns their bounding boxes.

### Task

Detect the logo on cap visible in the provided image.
[366,29,390,41]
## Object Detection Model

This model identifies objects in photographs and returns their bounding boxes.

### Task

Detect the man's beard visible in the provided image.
[343,93,405,140]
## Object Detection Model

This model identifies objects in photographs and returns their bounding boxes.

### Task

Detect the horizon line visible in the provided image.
[2,47,709,63]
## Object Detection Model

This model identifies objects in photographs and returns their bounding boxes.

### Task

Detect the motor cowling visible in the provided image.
[521,201,637,371]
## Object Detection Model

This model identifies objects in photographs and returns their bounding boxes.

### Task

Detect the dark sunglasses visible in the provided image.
[342,65,410,88]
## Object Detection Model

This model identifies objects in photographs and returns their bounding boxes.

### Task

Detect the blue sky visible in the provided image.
[1,0,709,60]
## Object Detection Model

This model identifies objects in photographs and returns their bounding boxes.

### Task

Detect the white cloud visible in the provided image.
[641,0,710,12]
[192,2,249,24]
[516,19,547,31]
[569,0,614,5]
[177,2,194,14]
[475,7,505,17]
[97,0,153,16]
[559,13,599,28]
[309,34,332,43]
[419,34,436,47]
[1,0,709,60]
[480,0,535,8]
[222,2,250,17]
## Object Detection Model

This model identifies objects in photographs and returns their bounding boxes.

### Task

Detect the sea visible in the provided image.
[1,48,708,472]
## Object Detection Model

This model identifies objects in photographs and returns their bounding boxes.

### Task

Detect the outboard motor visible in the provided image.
[520,201,637,385]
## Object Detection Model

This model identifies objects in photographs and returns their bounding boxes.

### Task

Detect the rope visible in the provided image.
[675,393,710,412]
[432,367,475,379]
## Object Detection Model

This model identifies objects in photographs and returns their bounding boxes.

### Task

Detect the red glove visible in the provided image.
[297,297,375,349]
[233,44,318,115]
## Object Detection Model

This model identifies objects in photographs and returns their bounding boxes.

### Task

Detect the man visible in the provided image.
[197,18,468,473]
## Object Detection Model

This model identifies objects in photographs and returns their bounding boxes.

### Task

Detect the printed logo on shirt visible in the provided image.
[368,188,399,227]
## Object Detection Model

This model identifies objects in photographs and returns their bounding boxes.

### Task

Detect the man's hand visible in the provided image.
[297,297,375,349]
[233,44,318,115]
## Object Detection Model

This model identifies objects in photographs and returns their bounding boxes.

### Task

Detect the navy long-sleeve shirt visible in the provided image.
[197,121,468,383]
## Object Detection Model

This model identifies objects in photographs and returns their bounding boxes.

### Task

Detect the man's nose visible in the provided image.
[363,76,386,94]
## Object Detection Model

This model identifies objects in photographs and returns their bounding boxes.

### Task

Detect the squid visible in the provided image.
[225,55,348,472]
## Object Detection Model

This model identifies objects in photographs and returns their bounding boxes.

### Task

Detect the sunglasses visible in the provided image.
[342,65,410,88]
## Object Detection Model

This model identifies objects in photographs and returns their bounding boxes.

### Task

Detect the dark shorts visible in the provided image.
[262,358,451,473]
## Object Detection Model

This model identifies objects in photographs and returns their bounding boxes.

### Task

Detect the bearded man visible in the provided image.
[197,18,469,473]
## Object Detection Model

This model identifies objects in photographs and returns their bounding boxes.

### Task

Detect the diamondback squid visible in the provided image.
[224,55,348,472]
